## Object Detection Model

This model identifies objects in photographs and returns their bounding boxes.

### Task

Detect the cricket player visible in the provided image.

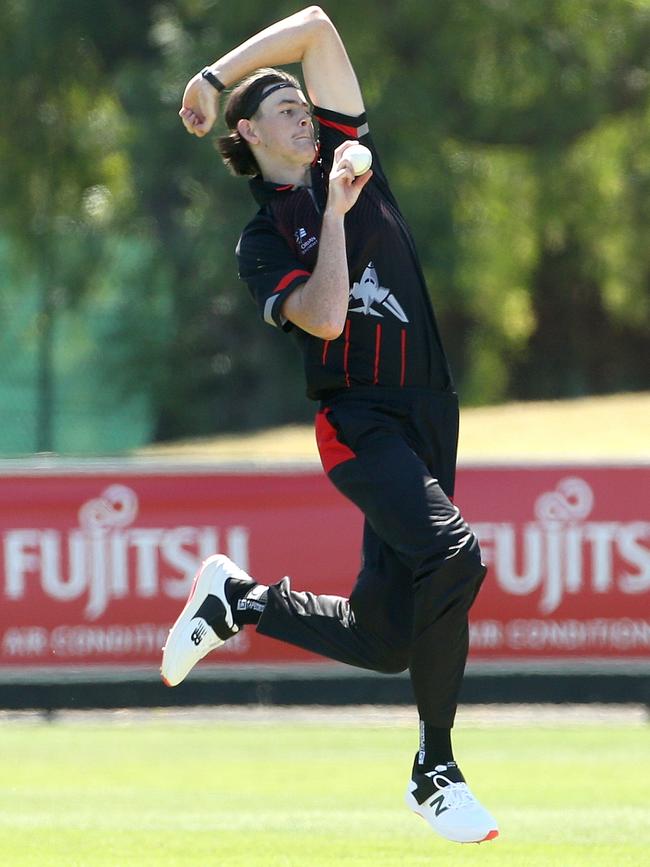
[162,6,498,845]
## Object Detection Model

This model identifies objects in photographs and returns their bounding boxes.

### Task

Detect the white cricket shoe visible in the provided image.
[161,554,247,686]
[405,759,499,844]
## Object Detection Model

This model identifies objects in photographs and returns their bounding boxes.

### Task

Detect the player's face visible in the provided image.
[253,88,316,166]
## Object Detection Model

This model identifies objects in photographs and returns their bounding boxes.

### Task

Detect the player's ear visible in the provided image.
[237,118,260,145]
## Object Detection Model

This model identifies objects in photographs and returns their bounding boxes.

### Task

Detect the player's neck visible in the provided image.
[260,161,312,189]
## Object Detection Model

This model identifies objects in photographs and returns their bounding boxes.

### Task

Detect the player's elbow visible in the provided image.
[319,322,345,340]
[317,318,346,341]
[283,279,347,339]
[301,6,334,36]
[302,6,329,24]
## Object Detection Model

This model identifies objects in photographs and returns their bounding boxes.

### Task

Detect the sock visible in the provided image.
[226,577,268,626]
[417,720,455,769]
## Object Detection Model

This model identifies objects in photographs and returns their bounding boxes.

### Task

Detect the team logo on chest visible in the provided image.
[294,226,318,254]
[349,262,409,323]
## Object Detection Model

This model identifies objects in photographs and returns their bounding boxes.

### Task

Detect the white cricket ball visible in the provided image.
[345,143,372,176]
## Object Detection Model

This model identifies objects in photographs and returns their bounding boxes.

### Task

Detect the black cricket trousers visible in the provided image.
[256,386,486,728]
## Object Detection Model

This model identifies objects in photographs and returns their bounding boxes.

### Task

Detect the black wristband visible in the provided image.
[201,68,226,93]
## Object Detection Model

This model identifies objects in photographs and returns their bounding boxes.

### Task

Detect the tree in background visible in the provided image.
[1,0,649,452]
[0,1,132,449]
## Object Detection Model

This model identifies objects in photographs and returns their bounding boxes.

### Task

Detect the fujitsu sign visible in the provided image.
[1,464,648,668]
[3,484,249,620]
[473,477,650,614]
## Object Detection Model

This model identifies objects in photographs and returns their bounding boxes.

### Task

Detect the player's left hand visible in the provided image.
[179,73,219,137]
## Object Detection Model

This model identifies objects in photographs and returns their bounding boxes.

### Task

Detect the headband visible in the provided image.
[241,81,297,119]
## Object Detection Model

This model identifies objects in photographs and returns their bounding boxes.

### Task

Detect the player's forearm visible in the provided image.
[204,6,329,89]
[281,211,350,340]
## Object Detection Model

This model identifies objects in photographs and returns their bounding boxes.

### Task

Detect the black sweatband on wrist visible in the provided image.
[201,68,226,93]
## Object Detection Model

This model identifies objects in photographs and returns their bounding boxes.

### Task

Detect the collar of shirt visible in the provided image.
[248,146,323,206]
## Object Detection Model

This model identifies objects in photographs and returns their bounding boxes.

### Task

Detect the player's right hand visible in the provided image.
[326,140,373,216]
[179,73,219,137]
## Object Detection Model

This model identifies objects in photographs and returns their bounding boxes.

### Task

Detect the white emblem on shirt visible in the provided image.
[349,262,409,323]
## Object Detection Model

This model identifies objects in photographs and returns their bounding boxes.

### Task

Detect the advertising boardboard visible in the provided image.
[1,462,648,676]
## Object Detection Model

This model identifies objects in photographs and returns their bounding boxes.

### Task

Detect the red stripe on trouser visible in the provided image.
[400,328,407,386]
[314,408,356,474]
[322,339,330,364]
[373,324,382,384]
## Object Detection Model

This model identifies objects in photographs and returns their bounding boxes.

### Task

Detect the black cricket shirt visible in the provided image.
[236,106,453,401]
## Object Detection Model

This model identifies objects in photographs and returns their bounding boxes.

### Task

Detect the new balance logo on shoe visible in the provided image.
[190,622,207,645]
[428,794,450,816]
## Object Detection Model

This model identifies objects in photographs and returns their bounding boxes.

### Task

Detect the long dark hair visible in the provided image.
[217,68,302,177]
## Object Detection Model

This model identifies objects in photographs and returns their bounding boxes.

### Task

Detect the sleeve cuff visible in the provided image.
[264,269,311,329]
[312,105,369,139]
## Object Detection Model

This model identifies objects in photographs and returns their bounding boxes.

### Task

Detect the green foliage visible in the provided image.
[1,0,649,451]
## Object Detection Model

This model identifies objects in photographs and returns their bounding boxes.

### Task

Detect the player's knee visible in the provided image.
[376,656,409,675]
[440,522,482,570]
[467,552,487,605]
[451,533,487,604]
[464,531,487,581]
[375,643,410,674]
[416,529,486,608]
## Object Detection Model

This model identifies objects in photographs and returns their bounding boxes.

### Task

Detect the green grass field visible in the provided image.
[1,712,649,866]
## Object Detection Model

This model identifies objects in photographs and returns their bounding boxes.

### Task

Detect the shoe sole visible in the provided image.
[161,555,232,687]
[406,791,499,844]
